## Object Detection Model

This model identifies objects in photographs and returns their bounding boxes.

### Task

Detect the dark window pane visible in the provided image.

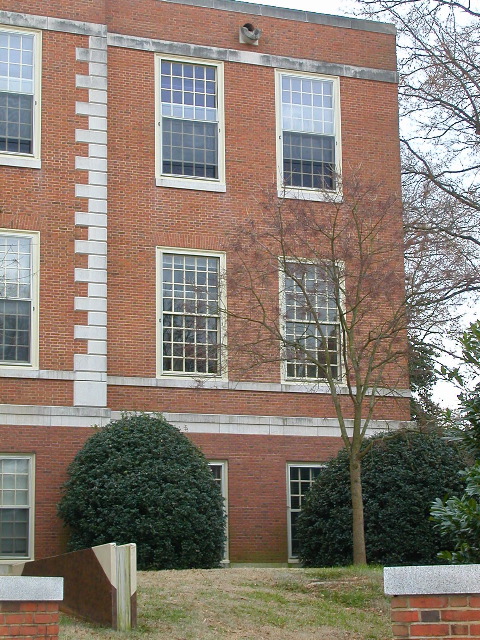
[162,118,218,179]
[0,508,29,556]
[283,132,335,190]
[0,300,30,363]
[0,93,33,154]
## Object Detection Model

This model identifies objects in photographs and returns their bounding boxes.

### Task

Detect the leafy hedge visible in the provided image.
[58,414,226,570]
[297,430,465,566]
[431,462,480,564]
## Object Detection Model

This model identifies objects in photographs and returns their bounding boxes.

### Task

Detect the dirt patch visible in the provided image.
[60,567,390,640]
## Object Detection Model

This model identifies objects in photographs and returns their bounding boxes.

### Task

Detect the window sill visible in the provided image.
[0,557,32,565]
[282,377,346,389]
[0,364,38,372]
[156,373,228,384]
[0,154,41,169]
[278,187,342,202]
[156,176,226,192]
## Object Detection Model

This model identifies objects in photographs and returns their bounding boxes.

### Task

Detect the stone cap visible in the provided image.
[384,565,480,596]
[0,576,64,601]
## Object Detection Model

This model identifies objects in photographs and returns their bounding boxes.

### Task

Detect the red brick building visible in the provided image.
[0,0,409,566]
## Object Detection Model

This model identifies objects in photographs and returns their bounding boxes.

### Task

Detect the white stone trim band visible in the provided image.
[0,367,411,398]
[108,33,398,84]
[158,412,410,438]
[0,368,75,379]
[0,403,411,436]
[384,565,480,596]
[0,576,63,601]
[0,11,105,36]
[108,375,411,398]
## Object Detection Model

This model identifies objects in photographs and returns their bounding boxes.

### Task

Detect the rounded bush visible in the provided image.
[58,414,226,570]
[297,430,465,566]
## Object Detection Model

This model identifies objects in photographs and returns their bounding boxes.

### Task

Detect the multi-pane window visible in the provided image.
[160,59,220,180]
[288,464,322,558]
[0,456,33,559]
[284,262,340,380]
[160,251,223,376]
[279,73,337,191]
[0,234,35,364]
[0,29,36,156]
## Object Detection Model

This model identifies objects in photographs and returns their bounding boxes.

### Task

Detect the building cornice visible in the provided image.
[0,11,105,36]
[157,0,396,35]
[0,11,398,84]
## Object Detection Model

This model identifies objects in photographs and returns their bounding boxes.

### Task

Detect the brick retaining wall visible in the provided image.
[385,565,480,640]
[0,577,63,640]
[391,594,480,638]
[0,601,60,639]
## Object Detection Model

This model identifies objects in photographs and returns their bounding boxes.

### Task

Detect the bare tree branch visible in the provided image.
[354,0,480,342]
[224,176,410,564]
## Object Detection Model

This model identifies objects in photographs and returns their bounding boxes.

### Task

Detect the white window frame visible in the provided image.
[0,25,42,169]
[0,229,40,370]
[156,247,227,379]
[279,258,343,384]
[275,69,341,202]
[287,463,323,562]
[155,55,225,192]
[0,454,35,562]
[208,460,229,564]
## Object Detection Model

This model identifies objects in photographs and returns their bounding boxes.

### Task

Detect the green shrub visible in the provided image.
[297,430,465,566]
[431,462,480,563]
[58,413,226,570]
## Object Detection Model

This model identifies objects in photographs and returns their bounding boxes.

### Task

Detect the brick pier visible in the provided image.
[0,577,63,639]
[385,565,480,639]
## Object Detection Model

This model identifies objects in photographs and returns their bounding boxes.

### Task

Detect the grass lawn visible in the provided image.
[59,566,390,640]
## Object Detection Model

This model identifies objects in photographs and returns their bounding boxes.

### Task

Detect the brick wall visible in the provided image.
[0,0,410,403]
[0,0,409,564]
[0,425,346,563]
[0,601,60,639]
[385,565,480,640]
[107,0,398,70]
[0,576,63,640]
[391,594,480,639]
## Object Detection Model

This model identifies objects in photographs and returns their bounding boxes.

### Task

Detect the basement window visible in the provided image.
[0,455,34,560]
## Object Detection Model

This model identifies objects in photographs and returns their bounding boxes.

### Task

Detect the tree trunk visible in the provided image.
[350,453,367,565]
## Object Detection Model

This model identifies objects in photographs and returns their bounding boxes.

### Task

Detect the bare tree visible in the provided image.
[360,0,480,20]
[357,0,480,325]
[225,177,410,564]
[404,175,480,338]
